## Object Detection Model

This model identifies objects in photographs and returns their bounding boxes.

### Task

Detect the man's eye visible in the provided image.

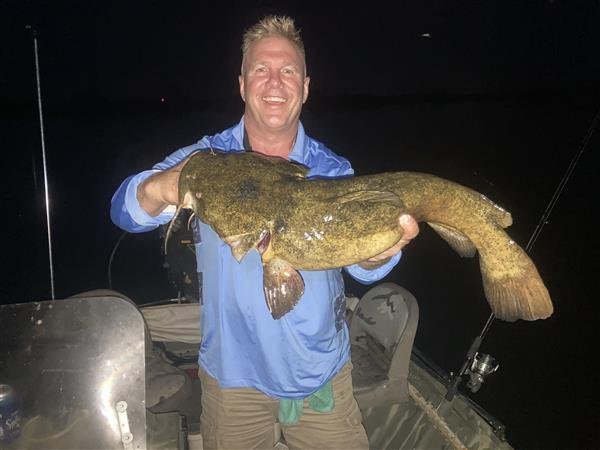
[282,68,295,75]
[256,67,268,73]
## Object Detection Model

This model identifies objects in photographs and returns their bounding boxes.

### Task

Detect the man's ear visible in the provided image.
[239,74,246,102]
[302,76,310,103]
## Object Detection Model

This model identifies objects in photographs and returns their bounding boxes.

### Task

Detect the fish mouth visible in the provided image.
[256,230,271,254]
[181,191,196,209]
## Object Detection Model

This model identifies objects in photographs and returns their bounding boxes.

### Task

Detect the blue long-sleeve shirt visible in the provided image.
[111,118,400,398]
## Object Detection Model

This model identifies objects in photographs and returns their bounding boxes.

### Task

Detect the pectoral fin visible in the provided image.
[263,257,304,319]
[428,222,477,257]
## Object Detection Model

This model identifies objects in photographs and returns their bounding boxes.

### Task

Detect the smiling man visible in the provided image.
[111,15,418,450]
[239,35,310,155]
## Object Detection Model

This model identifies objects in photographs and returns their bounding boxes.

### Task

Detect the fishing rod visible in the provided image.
[26,25,55,300]
[445,103,599,403]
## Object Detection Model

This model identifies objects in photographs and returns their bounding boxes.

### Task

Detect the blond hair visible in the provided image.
[241,15,306,74]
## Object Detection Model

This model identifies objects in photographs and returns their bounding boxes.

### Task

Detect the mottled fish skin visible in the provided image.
[178,150,553,322]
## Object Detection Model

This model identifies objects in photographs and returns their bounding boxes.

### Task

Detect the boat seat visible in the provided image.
[68,289,192,413]
[349,283,419,409]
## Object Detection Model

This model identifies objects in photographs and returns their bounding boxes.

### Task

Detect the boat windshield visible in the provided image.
[0,295,147,449]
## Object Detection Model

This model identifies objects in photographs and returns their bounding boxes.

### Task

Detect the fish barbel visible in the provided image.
[176,150,553,322]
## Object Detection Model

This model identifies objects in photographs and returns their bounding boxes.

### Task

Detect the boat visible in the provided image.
[0,276,513,449]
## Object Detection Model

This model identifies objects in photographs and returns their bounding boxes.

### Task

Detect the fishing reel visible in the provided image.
[465,352,499,393]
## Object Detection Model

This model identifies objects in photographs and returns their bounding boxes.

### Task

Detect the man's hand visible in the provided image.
[358,214,419,270]
[137,159,189,216]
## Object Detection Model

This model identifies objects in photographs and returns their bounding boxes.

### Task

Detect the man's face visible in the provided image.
[239,37,310,134]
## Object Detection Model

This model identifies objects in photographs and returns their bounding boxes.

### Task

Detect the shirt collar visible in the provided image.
[288,121,307,165]
[235,117,308,164]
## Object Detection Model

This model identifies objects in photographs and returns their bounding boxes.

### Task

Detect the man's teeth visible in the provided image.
[263,96,287,103]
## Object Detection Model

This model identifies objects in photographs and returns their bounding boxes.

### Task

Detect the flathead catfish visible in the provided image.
[176,150,553,322]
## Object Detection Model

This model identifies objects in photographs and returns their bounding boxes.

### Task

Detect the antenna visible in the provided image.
[26,25,55,300]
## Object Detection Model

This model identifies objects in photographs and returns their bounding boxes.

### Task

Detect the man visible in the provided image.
[111,15,419,450]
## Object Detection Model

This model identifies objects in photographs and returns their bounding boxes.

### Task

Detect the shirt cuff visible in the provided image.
[125,170,177,227]
[344,252,402,284]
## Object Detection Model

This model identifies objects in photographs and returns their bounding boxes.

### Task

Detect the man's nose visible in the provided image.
[267,71,282,88]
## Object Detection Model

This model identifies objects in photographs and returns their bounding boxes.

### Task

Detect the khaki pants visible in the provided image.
[198,362,369,450]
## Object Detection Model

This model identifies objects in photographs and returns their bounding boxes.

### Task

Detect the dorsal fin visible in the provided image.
[254,153,309,179]
[480,195,513,228]
[427,222,477,258]
[333,190,404,208]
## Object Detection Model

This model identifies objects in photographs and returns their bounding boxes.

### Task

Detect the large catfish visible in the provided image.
[176,150,553,322]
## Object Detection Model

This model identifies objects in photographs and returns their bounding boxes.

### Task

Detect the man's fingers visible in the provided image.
[399,214,419,242]
[365,215,420,263]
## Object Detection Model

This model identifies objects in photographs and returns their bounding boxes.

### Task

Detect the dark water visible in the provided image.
[3,95,597,449]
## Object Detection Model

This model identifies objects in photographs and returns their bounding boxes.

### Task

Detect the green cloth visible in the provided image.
[278,381,334,425]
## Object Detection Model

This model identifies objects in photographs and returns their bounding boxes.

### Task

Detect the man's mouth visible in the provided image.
[262,96,287,104]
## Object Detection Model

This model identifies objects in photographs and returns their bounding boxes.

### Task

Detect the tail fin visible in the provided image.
[479,241,553,321]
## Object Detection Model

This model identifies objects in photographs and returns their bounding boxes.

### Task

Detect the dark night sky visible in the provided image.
[3,1,599,104]
[2,1,600,449]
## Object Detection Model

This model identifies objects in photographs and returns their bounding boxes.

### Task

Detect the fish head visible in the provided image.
[178,150,222,214]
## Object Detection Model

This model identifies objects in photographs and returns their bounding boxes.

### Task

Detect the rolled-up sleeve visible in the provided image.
[110,170,177,232]
[110,142,205,233]
[344,252,401,284]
